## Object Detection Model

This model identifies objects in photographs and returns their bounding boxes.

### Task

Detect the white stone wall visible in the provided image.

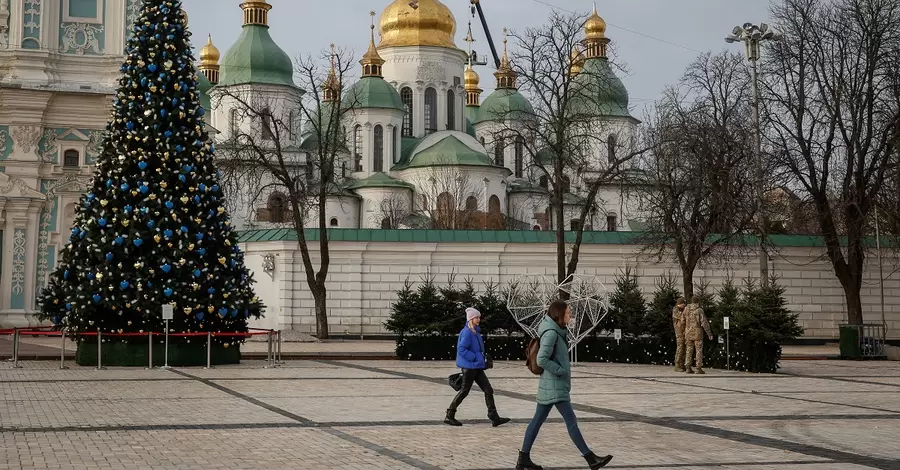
[242,238,900,340]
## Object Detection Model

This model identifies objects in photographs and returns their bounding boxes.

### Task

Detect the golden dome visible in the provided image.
[569,46,584,75]
[464,64,479,89]
[378,0,457,49]
[584,4,607,41]
[200,35,220,66]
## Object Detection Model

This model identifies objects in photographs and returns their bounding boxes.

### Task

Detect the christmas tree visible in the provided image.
[38,0,264,353]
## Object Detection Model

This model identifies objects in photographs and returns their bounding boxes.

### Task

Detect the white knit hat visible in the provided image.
[465,307,481,322]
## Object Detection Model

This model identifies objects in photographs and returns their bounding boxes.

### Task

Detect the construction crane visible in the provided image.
[469,0,501,69]
[407,0,500,68]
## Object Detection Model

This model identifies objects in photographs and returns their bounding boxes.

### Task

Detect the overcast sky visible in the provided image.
[182,0,773,114]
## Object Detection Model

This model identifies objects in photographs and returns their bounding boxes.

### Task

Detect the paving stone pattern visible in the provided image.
[1,359,899,469]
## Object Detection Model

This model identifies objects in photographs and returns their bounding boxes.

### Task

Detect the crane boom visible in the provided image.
[470,0,501,69]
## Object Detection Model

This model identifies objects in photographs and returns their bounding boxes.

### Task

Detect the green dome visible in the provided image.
[396,131,498,169]
[196,72,212,112]
[465,106,478,137]
[345,77,405,111]
[570,58,630,117]
[346,173,413,190]
[474,88,534,124]
[219,25,294,88]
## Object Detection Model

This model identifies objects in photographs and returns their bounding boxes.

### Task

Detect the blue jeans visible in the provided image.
[521,401,591,456]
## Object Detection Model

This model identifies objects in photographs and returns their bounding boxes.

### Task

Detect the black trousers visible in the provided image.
[448,368,496,413]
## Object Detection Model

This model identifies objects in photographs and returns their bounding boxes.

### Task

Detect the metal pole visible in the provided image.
[96,331,104,370]
[267,330,274,368]
[204,332,213,370]
[147,332,153,370]
[163,319,170,369]
[12,328,21,369]
[60,328,68,370]
[750,52,769,288]
[726,329,731,371]
[276,330,283,364]
[876,209,887,341]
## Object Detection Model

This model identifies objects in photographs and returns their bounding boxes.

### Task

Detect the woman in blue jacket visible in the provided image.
[444,307,511,427]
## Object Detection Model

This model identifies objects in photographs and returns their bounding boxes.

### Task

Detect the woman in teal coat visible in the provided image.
[516,300,614,470]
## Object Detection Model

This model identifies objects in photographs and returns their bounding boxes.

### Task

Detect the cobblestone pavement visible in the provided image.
[1,359,899,469]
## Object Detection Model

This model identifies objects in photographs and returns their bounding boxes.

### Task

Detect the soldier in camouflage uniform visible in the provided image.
[672,297,687,372]
[683,295,712,374]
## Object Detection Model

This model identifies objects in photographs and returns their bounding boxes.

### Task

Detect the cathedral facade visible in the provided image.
[0,0,641,327]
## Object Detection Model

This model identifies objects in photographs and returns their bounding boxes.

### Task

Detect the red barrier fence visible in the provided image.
[1,326,283,370]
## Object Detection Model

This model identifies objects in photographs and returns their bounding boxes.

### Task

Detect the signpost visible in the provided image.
[723,316,731,370]
[161,304,173,369]
[614,329,622,345]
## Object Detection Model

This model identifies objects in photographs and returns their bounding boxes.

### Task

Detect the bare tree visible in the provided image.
[411,161,488,229]
[371,193,412,229]
[494,10,652,289]
[763,0,900,325]
[632,52,758,297]
[216,46,360,339]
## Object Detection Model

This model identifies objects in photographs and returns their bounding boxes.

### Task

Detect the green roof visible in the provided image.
[465,107,479,137]
[346,172,414,190]
[474,88,534,124]
[345,77,405,111]
[570,57,631,118]
[219,25,295,88]
[197,72,212,111]
[395,132,497,169]
[237,228,860,248]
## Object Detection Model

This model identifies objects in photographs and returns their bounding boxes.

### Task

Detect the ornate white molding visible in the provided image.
[60,22,105,55]
[11,228,27,296]
[12,125,41,154]
[38,128,57,162]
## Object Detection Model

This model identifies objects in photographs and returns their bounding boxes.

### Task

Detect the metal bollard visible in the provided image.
[147,332,153,370]
[12,328,21,369]
[264,330,274,369]
[276,330,283,365]
[96,331,105,370]
[60,328,68,370]
[204,332,213,370]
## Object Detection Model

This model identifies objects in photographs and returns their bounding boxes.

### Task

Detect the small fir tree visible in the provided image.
[384,279,419,336]
[737,278,804,343]
[38,0,263,344]
[645,272,682,342]
[415,274,447,335]
[711,278,740,336]
[603,266,647,337]
[478,280,518,335]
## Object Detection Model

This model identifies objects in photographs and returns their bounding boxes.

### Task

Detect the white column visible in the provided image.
[362,122,372,174]
[437,85,447,132]
[105,0,126,55]
[23,201,41,314]
[414,85,424,137]
[42,0,60,52]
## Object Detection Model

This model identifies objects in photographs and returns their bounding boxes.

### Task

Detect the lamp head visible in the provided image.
[732,25,744,36]
[725,35,738,43]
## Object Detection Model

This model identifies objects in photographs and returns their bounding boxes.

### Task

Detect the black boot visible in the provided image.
[584,452,613,469]
[515,451,543,470]
[485,393,510,427]
[444,409,462,427]
[488,410,511,427]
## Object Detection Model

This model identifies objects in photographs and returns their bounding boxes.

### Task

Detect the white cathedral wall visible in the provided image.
[346,108,405,176]
[240,238,900,339]
[379,46,468,136]
[397,165,509,214]
[209,84,302,144]
[354,187,412,229]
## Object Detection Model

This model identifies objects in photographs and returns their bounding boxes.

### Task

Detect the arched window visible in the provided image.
[421,194,429,209]
[261,108,274,141]
[437,192,454,228]
[63,149,80,168]
[560,175,571,194]
[465,196,478,211]
[570,219,582,231]
[392,126,399,163]
[607,214,618,232]
[480,136,486,147]
[532,225,541,231]
[268,193,287,223]
[607,134,617,165]
[424,87,437,135]
[447,90,456,131]
[229,109,238,136]
[353,125,362,171]
[373,125,384,172]
[494,138,505,166]
[330,217,339,227]
[514,136,524,178]
[401,87,413,137]
[539,175,548,189]
[288,111,296,141]
[489,195,501,214]
[381,217,392,229]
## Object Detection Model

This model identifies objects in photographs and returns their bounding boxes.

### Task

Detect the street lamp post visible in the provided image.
[726,23,781,287]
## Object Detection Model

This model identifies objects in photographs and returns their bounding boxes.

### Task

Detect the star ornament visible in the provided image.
[506,274,610,352]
